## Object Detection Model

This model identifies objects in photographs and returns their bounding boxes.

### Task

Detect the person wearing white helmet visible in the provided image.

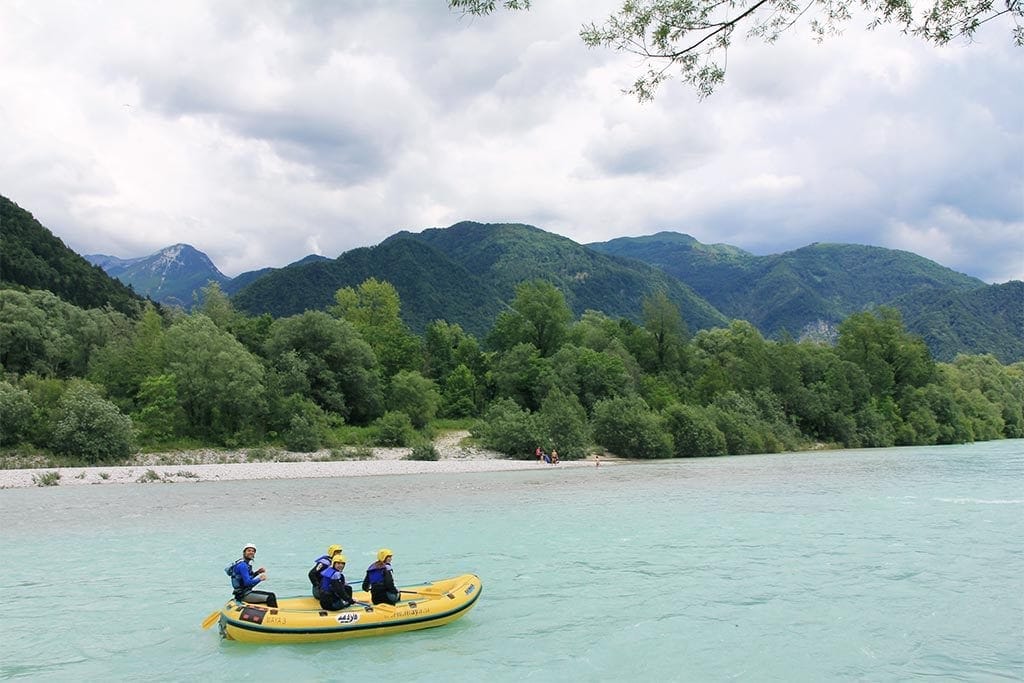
[225,542,278,607]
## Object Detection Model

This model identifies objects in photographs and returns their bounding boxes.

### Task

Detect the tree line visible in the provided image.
[1,278,1021,463]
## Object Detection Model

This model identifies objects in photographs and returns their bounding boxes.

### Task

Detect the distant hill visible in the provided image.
[15,191,1019,362]
[232,222,730,336]
[84,243,229,308]
[589,232,991,335]
[222,254,331,296]
[232,235,509,335]
[389,221,728,334]
[0,195,144,315]
[896,281,1024,363]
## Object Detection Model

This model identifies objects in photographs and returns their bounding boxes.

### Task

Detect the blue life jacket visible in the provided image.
[320,566,345,593]
[309,555,331,587]
[365,562,390,586]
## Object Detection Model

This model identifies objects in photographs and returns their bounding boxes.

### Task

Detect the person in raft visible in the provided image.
[319,554,355,611]
[362,548,399,605]
[226,542,278,607]
[308,543,343,599]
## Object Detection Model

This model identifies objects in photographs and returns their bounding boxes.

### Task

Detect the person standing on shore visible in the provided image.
[362,548,399,605]
[226,542,277,607]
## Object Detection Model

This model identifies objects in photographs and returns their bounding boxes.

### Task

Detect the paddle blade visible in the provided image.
[201,610,221,630]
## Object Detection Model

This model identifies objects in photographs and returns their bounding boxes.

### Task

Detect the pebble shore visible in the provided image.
[0,432,607,489]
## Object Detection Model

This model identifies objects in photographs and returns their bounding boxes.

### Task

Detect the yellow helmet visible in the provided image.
[377,548,393,562]
[327,544,342,556]
[332,554,347,565]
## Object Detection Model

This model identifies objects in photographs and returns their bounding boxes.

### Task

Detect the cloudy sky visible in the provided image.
[1,1,1021,282]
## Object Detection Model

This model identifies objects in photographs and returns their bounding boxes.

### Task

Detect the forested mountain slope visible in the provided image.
[388,221,728,334]
[895,281,1024,363]
[234,222,729,336]
[231,235,510,335]
[0,195,144,315]
[588,232,1006,353]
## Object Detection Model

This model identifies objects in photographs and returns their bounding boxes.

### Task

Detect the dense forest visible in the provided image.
[1,275,1022,465]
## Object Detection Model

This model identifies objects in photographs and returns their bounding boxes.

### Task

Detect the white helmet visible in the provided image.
[243,542,257,551]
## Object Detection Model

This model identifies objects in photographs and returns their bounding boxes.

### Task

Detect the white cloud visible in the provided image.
[0,1,1020,283]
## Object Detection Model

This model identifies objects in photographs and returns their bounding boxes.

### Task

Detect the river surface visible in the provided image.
[1,441,1022,681]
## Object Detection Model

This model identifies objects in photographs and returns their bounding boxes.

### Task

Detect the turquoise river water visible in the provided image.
[1,441,1022,681]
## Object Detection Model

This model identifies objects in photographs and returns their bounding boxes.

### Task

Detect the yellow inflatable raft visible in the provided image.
[215,573,482,644]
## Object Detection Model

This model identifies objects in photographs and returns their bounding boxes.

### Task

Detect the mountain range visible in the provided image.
[3,193,1021,362]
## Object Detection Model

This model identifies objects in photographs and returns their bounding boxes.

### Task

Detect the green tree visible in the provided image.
[375,410,416,446]
[0,289,130,378]
[488,280,573,356]
[88,305,167,412]
[837,308,936,399]
[265,311,384,424]
[663,402,727,457]
[387,370,442,429]
[550,344,633,413]
[451,0,1022,99]
[946,354,1024,437]
[163,314,268,443]
[280,394,332,452]
[691,321,772,401]
[50,380,135,461]
[330,278,421,377]
[488,342,554,411]
[537,388,590,459]
[133,374,187,442]
[15,374,66,446]
[442,364,480,417]
[592,395,673,458]
[642,290,688,371]
[0,380,35,446]
[472,397,539,458]
[196,281,236,330]
[423,320,482,380]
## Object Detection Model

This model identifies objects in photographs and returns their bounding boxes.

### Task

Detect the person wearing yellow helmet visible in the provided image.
[319,554,354,611]
[308,543,344,599]
[362,548,398,605]
[225,542,278,607]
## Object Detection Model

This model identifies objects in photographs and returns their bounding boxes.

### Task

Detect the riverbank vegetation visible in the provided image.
[1,278,1021,465]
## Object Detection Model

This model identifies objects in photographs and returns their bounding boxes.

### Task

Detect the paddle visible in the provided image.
[401,589,450,598]
[201,610,221,629]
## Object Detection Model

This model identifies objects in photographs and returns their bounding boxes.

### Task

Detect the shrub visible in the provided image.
[472,398,539,458]
[136,469,163,483]
[663,402,727,457]
[406,442,440,461]
[33,471,61,487]
[536,388,589,459]
[375,411,415,447]
[387,371,441,429]
[246,446,282,462]
[50,381,135,462]
[0,381,35,447]
[276,394,333,452]
[592,396,672,459]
